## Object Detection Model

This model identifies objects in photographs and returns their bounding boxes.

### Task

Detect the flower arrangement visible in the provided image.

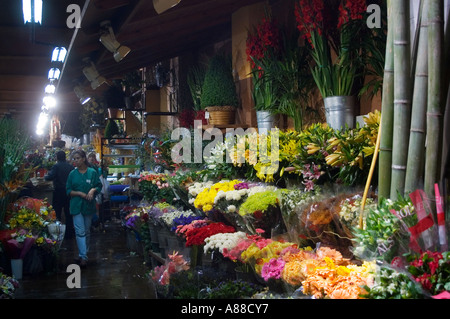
[193,180,241,213]
[138,172,176,204]
[246,10,282,113]
[352,196,416,263]
[146,202,177,226]
[151,251,190,286]
[361,264,425,299]
[294,0,367,99]
[0,271,20,299]
[203,231,247,255]
[406,251,450,296]
[1,228,36,259]
[325,110,381,185]
[183,221,235,247]
[238,190,284,237]
[5,197,56,236]
[160,209,196,230]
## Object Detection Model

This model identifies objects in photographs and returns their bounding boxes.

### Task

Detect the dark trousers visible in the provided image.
[53,190,74,237]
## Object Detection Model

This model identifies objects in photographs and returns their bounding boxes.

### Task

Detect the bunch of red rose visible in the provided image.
[184,221,235,247]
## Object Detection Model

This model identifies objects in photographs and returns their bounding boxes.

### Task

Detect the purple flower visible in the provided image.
[234,182,250,190]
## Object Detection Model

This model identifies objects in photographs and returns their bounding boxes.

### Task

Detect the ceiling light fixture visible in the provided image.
[45,83,56,94]
[43,95,56,108]
[22,0,43,24]
[48,68,60,81]
[51,47,67,63]
[73,85,92,105]
[153,0,181,14]
[82,58,106,90]
[99,20,131,63]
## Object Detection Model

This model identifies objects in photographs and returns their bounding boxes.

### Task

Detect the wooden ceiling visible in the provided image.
[0,0,268,133]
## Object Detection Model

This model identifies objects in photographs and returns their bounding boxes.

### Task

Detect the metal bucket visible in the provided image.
[323,96,356,130]
[256,111,276,134]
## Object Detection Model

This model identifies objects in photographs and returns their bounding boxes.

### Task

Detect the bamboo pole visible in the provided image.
[424,0,445,198]
[390,0,412,200]
[405,1,429,194]
[359,115,382,229]
[378,0,394,200]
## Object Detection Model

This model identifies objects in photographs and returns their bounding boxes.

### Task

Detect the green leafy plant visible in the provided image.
[200,54,239,108]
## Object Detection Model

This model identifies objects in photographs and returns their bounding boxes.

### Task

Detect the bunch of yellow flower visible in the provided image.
[7,207,47,231]
[194,180,241,212]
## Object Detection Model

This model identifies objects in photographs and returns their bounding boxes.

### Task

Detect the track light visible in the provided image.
[48,68,60,81]
[22,0,43,24]
[73,85,91,105]
[82,58,106,90]
[99,21,131,63]
[51,47,67,63]
[45,83,56,94]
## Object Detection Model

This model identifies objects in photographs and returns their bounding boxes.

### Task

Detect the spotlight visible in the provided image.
[82,58,106,90]
[99,21,131,62]
[73,85,92,105]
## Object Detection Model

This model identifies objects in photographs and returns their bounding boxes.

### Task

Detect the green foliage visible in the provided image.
[200,54,239,108]
[104,119,120,138]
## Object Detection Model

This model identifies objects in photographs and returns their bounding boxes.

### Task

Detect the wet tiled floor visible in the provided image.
[13,219,157,299]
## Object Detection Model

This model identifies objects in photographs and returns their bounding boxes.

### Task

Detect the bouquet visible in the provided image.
[138,172,176,204]
[406,251,450,297]
[1,229,36,259]
[238,190,285,238]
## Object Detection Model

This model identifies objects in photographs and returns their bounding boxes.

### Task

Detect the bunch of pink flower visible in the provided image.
[151,251,190,286]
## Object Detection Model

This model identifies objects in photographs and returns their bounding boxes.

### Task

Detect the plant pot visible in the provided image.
[323,96,356,130]
[256,111,276,134]
[205,106,235,125]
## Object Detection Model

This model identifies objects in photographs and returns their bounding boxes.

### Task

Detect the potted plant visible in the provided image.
[200,54,239,125]
[294,0,369,130]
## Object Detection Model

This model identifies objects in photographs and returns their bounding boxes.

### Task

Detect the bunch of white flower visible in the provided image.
[188,181,214,197]
[160,209,195,227]
[203,231,247,254]
[214,189,249,204]
[247,185,278,197]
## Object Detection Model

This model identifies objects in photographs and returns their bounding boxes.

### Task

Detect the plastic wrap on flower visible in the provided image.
[238,190,285,238]
[298,192,371,258]
[351,197,417,263]
[150,251,190,287]
[279,187,321,246]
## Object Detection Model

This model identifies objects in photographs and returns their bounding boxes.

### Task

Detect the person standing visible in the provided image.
[66,150,102,268]
[44,150,75,238]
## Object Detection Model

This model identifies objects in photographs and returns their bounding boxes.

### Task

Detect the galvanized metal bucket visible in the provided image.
[323,96,356,130]
[256,111,276,134]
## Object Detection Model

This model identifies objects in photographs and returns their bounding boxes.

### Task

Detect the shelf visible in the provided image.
[108,165,140,169]
[144,111,178,116]
[107,144,139,150]
[102,154,135,158]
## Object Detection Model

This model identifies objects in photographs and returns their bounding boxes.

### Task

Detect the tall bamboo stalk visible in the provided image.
[424,0,445,198]
[378,0,394,200]
[390,0,412,200]
[405,1,429,194]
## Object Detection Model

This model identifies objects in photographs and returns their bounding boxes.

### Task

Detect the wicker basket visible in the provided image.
[205,106,235,125]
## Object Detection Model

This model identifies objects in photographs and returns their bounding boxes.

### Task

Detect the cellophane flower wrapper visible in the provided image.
[351,197,416,264]
[238,190,286,238]
[297,191,371,258]
[151,251,190,286]
[279,187,321,246]
[360,261,428,299]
